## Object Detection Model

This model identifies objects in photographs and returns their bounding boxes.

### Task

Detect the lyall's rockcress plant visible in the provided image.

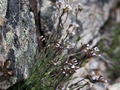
[13,0,106,90]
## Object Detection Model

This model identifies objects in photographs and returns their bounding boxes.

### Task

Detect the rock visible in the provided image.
[40,0,117,48]
[40,1,120,90]
[40,0,55,35]
[64,57,109,90]
[0,0,118,89]
[108,83,120,90]
[0,0,37,89]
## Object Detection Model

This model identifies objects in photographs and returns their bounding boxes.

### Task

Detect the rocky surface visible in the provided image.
[108,83,120,90]
[0,0,37,89]
[0,0,119,89]
[41,0,117,48]
[40,0,120,90]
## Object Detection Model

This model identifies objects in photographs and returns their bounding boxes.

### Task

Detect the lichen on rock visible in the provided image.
[0,0,38,89]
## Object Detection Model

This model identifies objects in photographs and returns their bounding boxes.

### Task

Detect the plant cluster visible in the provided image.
[9,0,106,90]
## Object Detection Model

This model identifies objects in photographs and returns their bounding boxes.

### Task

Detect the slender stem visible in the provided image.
[63,12,68,24]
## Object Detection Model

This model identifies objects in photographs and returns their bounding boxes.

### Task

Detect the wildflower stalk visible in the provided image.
[15,0,103,90]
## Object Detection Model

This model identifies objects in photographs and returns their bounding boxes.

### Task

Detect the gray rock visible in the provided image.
[0,0,37,89]
[0,0,118,89]
[40,1,119,89]
[108,83,120,90]
[41,0,118,49]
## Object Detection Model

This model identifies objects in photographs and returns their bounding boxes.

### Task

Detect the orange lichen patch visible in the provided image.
[4,44,10,56]
[0,16,4,26]
[7,30,13,36]
[7,71,12,75]
[83,58,92,67]
[4,60,10,68]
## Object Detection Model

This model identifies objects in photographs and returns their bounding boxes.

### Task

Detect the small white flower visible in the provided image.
[76,66,79,69]
[68,63,72,65]
[61,87,65,90]
[47,44,50,47]
[62,71,66,74]
[74,62,78,65]
[94,47,100,51]
[41,38,45,41]
[40,35,43,38]
[86,44,90,50]
[55,43,60,47]
[71,65,75,68]
[54,63,57,65]
[92,77,96,80]
[91,51,94,53]
[66,74,68,76]
[84,49,87,52]
[105,80,107,83]
[78,3,82,7]
[92,76,99,80]
[75,69,80,73]
[78,3,83,11]
[98,54,101,57]
[67,67,70,70]
[73,60,77,63]
[72,31,75,35]
[72,22,79,28]
[86,47,90,50]
[89,83,94,88]
[92,53,96,56]
[65,61,68,63]
[66,4,72,11]
[64,67,67,70]
[87,44,90,47]
[91,71,95,75]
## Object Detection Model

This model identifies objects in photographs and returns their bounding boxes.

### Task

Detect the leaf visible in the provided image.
[76,36,83,42]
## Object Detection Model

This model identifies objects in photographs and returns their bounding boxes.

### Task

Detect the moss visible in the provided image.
[98,23,120,80]
[9,76,17,85]
[109,24,120,80]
